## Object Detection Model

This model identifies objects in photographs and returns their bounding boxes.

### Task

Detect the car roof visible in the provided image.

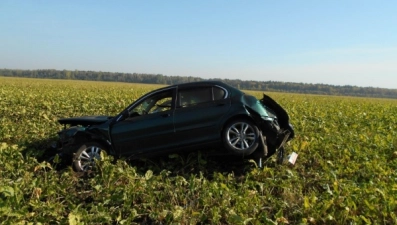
[175,80,241,93]
[175,80,226,87]
[142,80,243,98]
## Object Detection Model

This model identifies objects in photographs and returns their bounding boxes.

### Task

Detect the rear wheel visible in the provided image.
[223,119,260,156]
[73,142,107,172]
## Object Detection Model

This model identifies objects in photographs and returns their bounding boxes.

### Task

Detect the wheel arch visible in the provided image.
[220,114,257,134]
[73,130,112,154]
[220,104,263,133]
[221,114,261,156]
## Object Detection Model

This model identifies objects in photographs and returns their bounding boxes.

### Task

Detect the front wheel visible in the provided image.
[73,142,107,172]
[222,119,260,156]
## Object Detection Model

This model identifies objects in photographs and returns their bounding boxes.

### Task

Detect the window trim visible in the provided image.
[176,85,229,108]
[213,85,228,100]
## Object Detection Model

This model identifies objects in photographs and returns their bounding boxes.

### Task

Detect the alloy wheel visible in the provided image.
[75,145,102,171]
[226,122,257,150]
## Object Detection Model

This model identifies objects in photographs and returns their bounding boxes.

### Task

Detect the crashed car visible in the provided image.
[51,81,294,171]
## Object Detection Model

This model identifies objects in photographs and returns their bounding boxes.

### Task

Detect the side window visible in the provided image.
[213,87,226,100]
[179,87,212,107]
[129,90,173,116]
[147,96,172,114]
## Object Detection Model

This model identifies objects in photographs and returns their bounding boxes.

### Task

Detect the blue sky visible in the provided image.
[1,1,396,89]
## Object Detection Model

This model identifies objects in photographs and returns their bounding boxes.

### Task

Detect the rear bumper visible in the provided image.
[276,127,292,150]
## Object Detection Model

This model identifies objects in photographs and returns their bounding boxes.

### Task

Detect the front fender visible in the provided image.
[57,127,113,156]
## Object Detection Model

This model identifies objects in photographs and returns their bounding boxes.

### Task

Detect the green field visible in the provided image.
[1,77,396,224]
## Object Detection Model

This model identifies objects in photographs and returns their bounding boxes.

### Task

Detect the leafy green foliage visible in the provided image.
[1,77,396,224]
[3,69,397,98]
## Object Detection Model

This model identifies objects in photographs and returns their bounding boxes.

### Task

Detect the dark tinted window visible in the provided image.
[179,87,212,107]
[213,87,226,100]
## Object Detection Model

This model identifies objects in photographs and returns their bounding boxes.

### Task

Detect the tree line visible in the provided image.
[1,68,397,99]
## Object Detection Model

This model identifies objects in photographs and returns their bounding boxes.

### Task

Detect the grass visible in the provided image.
[0,76,396,224]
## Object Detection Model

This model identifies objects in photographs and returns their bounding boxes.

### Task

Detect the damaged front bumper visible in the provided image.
[48,126,86,161]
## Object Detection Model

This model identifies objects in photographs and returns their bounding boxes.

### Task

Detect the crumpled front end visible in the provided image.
[44,126,87,166]
[53,126,87,156]
[51,116,112,157]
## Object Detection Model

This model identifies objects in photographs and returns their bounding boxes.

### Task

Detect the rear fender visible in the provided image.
[244,105,264,123]
[244,105,279,145]
[244,105,279,157]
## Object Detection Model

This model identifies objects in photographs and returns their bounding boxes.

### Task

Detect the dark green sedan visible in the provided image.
[53,81,294,171]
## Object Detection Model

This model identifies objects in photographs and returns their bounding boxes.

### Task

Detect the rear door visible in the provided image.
[173,85,230,147]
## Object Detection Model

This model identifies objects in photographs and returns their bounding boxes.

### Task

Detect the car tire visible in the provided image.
[73,142,107,172]
[223,119,260,156]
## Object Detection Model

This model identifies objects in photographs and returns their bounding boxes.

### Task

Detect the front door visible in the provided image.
[110,88,176,157]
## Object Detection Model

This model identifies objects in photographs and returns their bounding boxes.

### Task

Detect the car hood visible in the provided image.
[58,116,113,126]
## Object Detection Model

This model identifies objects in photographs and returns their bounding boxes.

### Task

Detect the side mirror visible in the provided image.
[122,109,129,118]
[111,110,129,126]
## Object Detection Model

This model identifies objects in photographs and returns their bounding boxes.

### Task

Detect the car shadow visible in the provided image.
[21,138,273,181]
[20,137,72,169]
[21,137,54,159]
[121,147,281,181]
[127,152,256,179]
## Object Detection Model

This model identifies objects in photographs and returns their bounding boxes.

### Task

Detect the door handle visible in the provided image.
[162,113,171,118]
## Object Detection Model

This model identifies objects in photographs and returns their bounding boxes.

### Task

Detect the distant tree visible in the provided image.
[1,68,397,99]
